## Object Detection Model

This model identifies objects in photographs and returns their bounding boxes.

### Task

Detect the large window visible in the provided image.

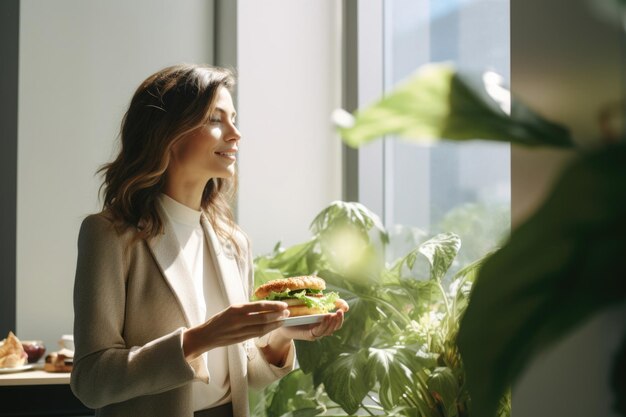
[374,0,511,266]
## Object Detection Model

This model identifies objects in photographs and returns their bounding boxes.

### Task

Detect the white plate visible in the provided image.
[0,364,35,374]
[281,313,331,327]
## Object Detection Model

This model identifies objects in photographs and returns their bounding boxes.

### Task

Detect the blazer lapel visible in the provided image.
[146,206,205,328]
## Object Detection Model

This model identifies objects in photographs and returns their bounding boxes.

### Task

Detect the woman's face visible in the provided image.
[169,86,241,181]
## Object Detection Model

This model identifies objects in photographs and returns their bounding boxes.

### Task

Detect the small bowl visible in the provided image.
[22,340,46,363]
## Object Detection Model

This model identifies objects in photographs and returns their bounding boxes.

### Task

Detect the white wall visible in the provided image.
[17,0,214,351]
[236,0,343,255]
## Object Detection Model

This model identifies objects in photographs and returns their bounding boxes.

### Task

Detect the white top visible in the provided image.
[157,194,231,410]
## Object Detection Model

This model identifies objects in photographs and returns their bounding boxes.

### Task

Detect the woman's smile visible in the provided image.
[215,149,238,161]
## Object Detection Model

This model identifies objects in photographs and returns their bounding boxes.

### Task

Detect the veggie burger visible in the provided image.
[254,276,339,317]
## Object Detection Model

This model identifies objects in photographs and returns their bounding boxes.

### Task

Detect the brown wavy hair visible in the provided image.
[98,64,241,254]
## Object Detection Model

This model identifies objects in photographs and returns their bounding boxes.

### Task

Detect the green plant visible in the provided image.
[336,63,573,149]
[253,201,508,417]
[458,144,626,416]
[336,61,626,416]
[588,0,626,27]
[433,202,510,277]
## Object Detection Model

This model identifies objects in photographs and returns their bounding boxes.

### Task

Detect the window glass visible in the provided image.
[383,0,511,270]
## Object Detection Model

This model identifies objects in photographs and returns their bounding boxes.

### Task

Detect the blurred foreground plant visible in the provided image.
[336,61,626,416]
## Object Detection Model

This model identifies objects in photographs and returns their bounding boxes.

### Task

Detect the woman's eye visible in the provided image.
[209,117,222,124]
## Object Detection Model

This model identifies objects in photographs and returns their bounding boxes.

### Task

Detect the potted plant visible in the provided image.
[252,201,510,416]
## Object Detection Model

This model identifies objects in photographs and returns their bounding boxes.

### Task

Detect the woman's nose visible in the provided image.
[227,124,241,142]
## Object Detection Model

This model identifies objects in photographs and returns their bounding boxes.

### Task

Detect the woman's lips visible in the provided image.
[216,151,237,161]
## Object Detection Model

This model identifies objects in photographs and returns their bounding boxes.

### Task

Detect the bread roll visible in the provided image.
[0,331,27,368]
[255,276,325,299]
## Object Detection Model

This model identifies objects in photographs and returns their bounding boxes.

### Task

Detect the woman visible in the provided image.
[70,64,348,417]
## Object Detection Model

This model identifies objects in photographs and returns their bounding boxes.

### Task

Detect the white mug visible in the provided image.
[60,334,74,351]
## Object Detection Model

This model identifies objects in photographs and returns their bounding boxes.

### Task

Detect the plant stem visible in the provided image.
[436,282,452,328]
[402,391,420,409]
[367,393,383,407]
[361,403,377,416]
[415,371,436,409]
[360,294,411,326]
[450,277,464,320]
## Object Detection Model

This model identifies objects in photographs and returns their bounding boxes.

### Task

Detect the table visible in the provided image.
[0,366,93,416]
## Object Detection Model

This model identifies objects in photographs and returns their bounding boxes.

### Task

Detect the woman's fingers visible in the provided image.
[223,301,288,329]
[235,301,288,314]
[275,308,346,341]
[206,315,286,348]
[195,301,289,351]
[200,300,346,352]
[311,316,333,338]
[312,310,344,338]
[245,309,289,325]
[331,309,344,332]
[335,299,349,312]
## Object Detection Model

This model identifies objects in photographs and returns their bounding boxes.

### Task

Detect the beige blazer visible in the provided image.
[70,210,295,417]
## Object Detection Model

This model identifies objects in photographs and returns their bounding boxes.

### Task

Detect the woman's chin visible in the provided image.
[211,168,236,179]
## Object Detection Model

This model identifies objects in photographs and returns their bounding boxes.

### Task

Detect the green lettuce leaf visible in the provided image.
[266,289,293,300]
[290,291,340,311]
[266,289,340,312]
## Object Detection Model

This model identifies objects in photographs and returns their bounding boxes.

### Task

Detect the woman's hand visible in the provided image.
[258,299,349,367]
[276,298,350,342]
[183,301,288,361]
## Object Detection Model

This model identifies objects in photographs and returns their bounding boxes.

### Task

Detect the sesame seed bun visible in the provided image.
[254,276,326,299]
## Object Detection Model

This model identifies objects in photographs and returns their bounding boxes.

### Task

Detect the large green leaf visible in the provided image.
[452,250,495,284]
[266,240,318,277]
[276,411,320,417]
[419,233,462,282]
[427,367,459,417]
[457,143,626,417]
[319,349,376,415]
[369,347,414,410]
[310,201,388,278]
[310,200,388,244]
[295,336,342,376]
[390,233,461,282]
[434,202,510,270]
[267,370,322,417]
[336,296,380,346]
[254,266,284,288]
[451,251,496,321]
[308,271,383,346]
[369,346,437,411]
[588,0,626,28]
[338,63,573,148]
[381,280,442,316]
[612,333,626,415]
